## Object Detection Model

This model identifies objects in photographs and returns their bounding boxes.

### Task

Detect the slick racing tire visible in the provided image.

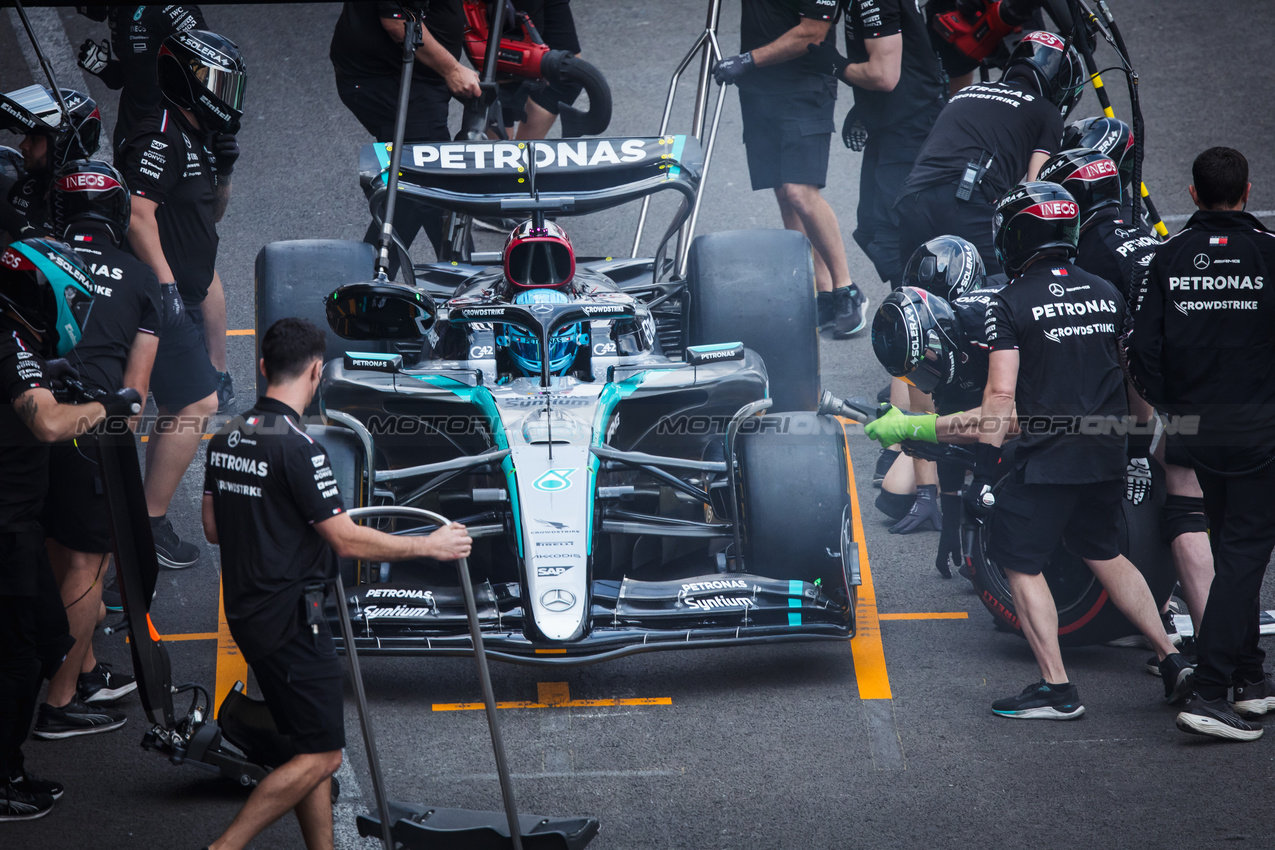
[255,240,378,411]
[308,424,367,587]
[685,230,820,412]
[968,460,1175,647]
[737,412,856,624]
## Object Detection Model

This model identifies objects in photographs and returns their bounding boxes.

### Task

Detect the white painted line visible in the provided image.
[444,768,684,780]
[332,755,369,850]
[6,7,91,105]
[1161,210,1275,223]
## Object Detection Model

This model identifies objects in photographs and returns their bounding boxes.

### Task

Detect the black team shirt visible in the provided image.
[739,0,838,94]
[985,261,1127,484]
[0,323,52,596]
[1074,210,1160,303]
[844,0,945,135]
[204,398,346,659]
[330,0,465,86]
[933,282,1004,415]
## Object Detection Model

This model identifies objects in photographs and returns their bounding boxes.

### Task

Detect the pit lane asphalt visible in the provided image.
[4,3,1275,848]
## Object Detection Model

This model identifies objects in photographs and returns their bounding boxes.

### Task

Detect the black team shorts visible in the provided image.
[42,441,113,553]
[250,622,346,755]
[148,301,220,412]
[986,478,1123,576]
[738,84,836,191]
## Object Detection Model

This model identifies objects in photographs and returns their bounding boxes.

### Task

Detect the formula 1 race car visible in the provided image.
[255,134,861,664]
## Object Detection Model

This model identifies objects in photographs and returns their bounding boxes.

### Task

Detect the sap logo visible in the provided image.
[536,566,573,577]
[150,139,169,151]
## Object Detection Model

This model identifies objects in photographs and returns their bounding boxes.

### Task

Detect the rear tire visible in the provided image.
[254,240,377,410]
[737,413,855,624]
[686,230,820,412]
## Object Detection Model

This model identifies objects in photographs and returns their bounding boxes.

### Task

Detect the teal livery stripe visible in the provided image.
[586,372,650,554]
[667,135,686,181]
[788,579,803,626]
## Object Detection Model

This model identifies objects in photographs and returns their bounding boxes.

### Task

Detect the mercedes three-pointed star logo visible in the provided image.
[540,588,576,612]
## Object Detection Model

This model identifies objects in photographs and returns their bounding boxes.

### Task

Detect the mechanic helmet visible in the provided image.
[992,181,1080,276]
[498,289,588,376]
[902,236,986,302]
[1038,148,1122,228]
[157,30,247,133]
[0,236,95,357]
[51,159,131,245]
[0,85,101,171]
[871,287,959,395]
[1062,116,1136,189]
[1003,31,1086,118]
[504,219,575,289]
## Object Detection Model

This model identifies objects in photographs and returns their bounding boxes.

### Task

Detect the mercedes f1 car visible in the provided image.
[255,134,860,664]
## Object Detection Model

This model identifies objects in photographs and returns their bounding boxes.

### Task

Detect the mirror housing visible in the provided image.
[326,281,435,340]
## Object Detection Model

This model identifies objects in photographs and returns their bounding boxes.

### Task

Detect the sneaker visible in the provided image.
[0,780,54,822]
[216,371,236,414]
[832,286,870,339]
[1106,610,1182,649]
[150,516,200,569]
[1160,653,1195,704]
[1176,696,1263,741]
[816,291,835,330]
[992,679,1085,720]
[78,662,137,704]
[8,770,63,800]
[1232,674,1275,717]
[101,573,122,612]
[873,448,900,488]
[33,697,126,739]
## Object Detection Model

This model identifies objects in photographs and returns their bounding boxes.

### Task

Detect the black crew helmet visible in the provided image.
[51,159,131,246]
[993,181,1081,276]
[871,286,960,395]
[0,85,101,170]
[1038,148,1123,228]
[0,236,95,357]
[1062,116,1136,190]
[1004,31,1086,119]
[157,30,246,133]
[902,235,986,302]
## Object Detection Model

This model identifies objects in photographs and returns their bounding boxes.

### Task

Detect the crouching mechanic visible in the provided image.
[200,318,471,850]
[868,182,1192,717]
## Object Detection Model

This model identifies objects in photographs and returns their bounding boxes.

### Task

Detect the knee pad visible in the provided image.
[1162,495,1208,543]
[875,489,916,522]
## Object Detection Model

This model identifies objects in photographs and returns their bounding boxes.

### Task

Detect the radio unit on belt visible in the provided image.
[957,150,996,203]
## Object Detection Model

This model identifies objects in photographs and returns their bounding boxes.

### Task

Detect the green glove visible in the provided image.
[864,406,938,447]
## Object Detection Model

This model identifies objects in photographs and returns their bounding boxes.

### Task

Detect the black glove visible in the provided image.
[936,493,963,579]
[77,37,111,75]
[100,387,142,418]
[159,283,185,328]
[1125,430,1153,505]
[43,358,80,388]
[841,106,868,152]
[211,133,240,177]
[962,442,1003,523]
[889,484,941,534]
[806,41,850,83]
[713,52,754,86]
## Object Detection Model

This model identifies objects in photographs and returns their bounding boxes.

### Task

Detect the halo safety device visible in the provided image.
[157,30,246,134]
[51,159,131,245]
[903,235,986,301]
[498,289,587,377]
[1003,31,1086,119]
[871,286,959,395]
[992,180,1081,275]
[0,85,101,170]
[1038,148,1122,228]
[503,219,576,289]
[0,236,95,357]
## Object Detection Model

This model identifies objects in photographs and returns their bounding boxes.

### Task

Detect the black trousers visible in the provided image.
[1192,462,1275,700]
[854,129,929,288]
[895,182,1004,279]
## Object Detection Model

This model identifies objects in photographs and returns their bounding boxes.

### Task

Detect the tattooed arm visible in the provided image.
[14,387,105,443]
[214,178,232,223]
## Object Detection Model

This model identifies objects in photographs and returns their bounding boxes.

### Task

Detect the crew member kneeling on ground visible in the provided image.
[1125,147,1275,742]
[199,318,471,850]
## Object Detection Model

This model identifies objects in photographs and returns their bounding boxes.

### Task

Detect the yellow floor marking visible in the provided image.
[226,329,255,336]
[125,631,218,644]
[838,420,893,701]
[213,576,248,717]
[878,612,969,621]
[432,681,672,712]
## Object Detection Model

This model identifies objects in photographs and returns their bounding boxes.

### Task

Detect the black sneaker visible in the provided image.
[1176,696,1263,741]
[150,516,200,569]
[1233,674,1275,717]
[216,371,236,414]
[33,697,127,739]
[78,662,137,704]
[101,573,122,612]
[816,291,835,330]
[0,780,54,822]
[8,770,63,800]
[1159,653,1195,704]
[873,448,900,488]
[992,679,1085,720]
[832,286,870,339]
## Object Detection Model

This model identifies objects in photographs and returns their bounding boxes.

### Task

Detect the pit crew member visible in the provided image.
[1125,147,1275,742]
[200,318,471,850]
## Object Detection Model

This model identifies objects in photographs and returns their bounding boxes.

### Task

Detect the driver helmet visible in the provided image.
[51,159,131,245]
[1003,31,1086,119]
[871,287,959,395]
[1062,116,1136,190]
[1038,148,1123,229]
[158,30,247,133]
[498,289,587,376]
[504,219,575,289]
[0,85,101,171]
[902,235,986,301]
[993,181,1080,276]
[0,236,95,357]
